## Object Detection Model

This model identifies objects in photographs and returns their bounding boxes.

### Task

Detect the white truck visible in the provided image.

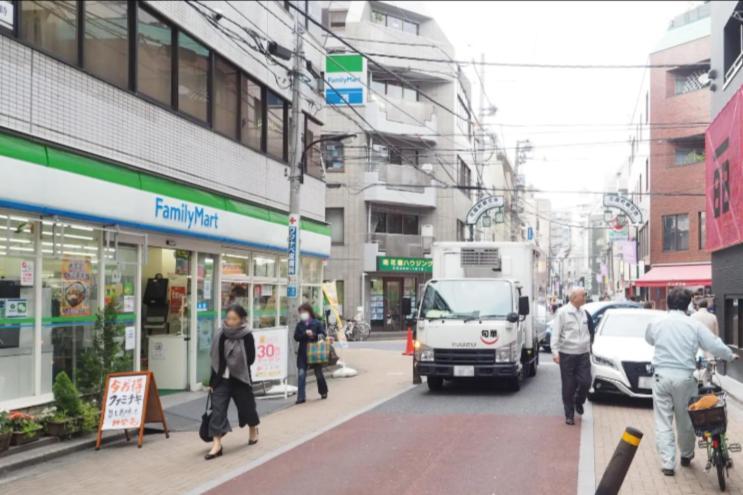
[414,241,547,391]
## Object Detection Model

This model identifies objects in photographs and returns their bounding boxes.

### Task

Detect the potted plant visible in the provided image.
[46,372,83,439]
[9,412,42,446]
[0,411,12,453]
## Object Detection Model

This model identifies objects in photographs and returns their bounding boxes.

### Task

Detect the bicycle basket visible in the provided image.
[688,393,727,436]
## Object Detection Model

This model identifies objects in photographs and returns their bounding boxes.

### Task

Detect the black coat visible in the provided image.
[209,332,256,388]
[294,318,325,368]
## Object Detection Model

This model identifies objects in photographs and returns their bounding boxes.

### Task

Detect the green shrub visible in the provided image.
[52,371,83,417]
[80,402,100,433]
[0,411,10,433]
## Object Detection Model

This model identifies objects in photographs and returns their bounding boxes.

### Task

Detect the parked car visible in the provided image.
[540,300,641,352]
[589,308,666,400]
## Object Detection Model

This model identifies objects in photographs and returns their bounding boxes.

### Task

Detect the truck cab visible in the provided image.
[413,242,543,391]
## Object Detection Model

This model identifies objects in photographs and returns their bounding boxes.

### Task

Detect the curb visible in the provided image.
[0,431,126,478]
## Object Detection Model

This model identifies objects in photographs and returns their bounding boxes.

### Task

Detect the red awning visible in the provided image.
[635,264,711,288]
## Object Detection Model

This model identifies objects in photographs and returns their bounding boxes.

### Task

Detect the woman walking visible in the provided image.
[205,304,259,460]
[294,303,329,404]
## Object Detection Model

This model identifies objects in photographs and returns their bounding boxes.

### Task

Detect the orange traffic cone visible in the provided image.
[402,326,415,356]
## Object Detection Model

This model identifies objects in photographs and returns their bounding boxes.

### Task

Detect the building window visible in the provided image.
[371,211,419,235]
[457,219,467,241]
[326,208,344,244]
[20,1,79,64]
[662,213,689,251]
[674,145,705,166]
[136,6,173,106]
[369,75,419,102]
[673,67,709,95]
[213,55,238,139]
[0,0,14,32]
[458,157,472,196]
[177,31,209,122]
[304,116,323,179]
[699,211,706,250]
[645,159,649,191]
[83,1,129,89]
[241,75,263,151]
[328,10,346,30]
[266,89,287,161]
[323,139,345,172]
[638,222,649,259]
[371,11,418,35]
[724,6,743,82]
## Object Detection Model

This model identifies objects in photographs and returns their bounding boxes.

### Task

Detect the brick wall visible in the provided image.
[648,35,711,266]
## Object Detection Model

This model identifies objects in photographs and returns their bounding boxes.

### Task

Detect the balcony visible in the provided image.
[367,233,428,258]
[363,96,438,139]
[363,162,437,208]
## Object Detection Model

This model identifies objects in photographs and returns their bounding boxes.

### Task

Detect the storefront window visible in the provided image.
[301,257,322,284]
[253,255,276,279]
[221,254,251,310]
[0,217,37,402]
[196,254,216,384]
[253,284,277,328]
[369,278,384,324]
[278,256,288,278]
[301,286,322,317]
[278,285,288,326]
[41,225,101,393]
[104,243,138,372]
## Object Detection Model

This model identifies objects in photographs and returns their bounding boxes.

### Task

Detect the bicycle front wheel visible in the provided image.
[714,448,727,491]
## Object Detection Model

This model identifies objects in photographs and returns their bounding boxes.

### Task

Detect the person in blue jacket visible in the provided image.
[294,303,328,404]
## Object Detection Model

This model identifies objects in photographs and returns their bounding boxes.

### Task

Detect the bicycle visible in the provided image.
[324,314,371,342]
[688,358,742,491]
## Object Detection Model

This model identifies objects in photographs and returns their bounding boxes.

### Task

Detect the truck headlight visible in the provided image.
[591,353,617,370]
[416,344,434,362]
[496,343,517,363]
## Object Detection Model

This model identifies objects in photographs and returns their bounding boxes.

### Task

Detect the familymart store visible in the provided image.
[0,133,330,410]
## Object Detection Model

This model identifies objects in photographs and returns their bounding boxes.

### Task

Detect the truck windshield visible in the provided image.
[420,280,512,320]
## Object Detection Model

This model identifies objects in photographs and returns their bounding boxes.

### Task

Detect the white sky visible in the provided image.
[390,1,704,209]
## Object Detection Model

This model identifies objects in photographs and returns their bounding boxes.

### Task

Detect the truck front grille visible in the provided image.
[434,349,495,365]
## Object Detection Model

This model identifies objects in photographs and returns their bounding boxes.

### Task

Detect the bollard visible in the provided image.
[595,427,643,495]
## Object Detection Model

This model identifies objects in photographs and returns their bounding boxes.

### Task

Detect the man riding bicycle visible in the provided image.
[645,287,738,477]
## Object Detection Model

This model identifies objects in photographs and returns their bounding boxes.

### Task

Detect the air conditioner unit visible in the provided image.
[421,224,434,238]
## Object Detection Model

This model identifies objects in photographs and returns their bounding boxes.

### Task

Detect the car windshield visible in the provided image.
[420,280,512,320]
[599,313,664,338]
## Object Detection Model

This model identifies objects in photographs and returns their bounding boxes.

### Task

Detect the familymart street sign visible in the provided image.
[377,256,432,273]
[325,54,366,106]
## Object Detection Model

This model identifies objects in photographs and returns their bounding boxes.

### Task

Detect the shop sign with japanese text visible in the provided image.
[377,256,432,273]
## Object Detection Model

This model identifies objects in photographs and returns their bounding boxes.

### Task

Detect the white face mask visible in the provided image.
[300,312,311,322]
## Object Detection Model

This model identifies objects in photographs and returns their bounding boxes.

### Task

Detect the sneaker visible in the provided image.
[295,399,306,404]
[565,417,575,425]
[575,403,584,415]
[681,455,694,467]
[662,468,675,476]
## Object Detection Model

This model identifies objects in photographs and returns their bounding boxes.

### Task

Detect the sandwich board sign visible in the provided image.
[96,371,169,449]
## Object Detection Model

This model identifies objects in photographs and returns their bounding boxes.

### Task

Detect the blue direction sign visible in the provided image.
[287,213,300,298]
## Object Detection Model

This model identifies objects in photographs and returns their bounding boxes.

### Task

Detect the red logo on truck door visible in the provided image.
[480,329,498,345]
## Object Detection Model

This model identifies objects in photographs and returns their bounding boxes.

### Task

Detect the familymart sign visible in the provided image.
[325,54,366,106]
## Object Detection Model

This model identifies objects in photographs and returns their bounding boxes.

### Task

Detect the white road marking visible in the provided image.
[577,400,596,494]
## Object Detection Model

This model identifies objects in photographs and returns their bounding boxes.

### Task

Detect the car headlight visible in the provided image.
[416,343,434,362]
[591,353,617,370]
[496,342,519,363]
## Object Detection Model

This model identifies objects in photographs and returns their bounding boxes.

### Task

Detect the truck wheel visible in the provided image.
[507,375,522,391]
[526,349,538,378]
[427,377,444,391]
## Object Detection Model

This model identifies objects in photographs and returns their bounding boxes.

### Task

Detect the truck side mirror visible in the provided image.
[507,312,519,323]
[518,296,530,316]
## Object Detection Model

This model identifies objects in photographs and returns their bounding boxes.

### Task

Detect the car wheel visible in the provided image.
[427,377,444,391]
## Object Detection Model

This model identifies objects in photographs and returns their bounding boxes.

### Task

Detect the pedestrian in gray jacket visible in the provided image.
[552,286,591,425]
[645,287,737,476]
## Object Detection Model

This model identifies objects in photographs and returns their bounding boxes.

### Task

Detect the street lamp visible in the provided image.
[300,133,356,183]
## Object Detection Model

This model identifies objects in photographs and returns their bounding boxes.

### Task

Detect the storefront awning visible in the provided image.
[635,264,711,288]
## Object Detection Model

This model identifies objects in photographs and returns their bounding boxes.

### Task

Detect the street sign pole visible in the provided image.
[285,16,304,388]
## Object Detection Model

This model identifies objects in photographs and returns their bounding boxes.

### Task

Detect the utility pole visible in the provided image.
[285,15,304,388]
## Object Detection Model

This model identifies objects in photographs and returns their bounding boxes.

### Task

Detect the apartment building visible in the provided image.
[320,1,478,331]
[0,1,328,409]
[635,4,712,309]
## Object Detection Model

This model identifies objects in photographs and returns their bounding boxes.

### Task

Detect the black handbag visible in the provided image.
[199,391,213,443]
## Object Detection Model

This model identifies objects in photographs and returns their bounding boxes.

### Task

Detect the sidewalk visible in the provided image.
[0,347,411,494]
[593,395,743,494]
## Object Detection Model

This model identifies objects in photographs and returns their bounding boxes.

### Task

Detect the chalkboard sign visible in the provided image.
[96,371,169,449]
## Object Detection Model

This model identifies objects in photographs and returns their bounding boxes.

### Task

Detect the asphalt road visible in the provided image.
[208,353,582,495]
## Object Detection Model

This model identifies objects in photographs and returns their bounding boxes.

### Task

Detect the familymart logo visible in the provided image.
[154,197,219,230]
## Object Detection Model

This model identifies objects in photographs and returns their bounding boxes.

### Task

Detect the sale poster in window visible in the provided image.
[61,258,92,317]
[169,286,186,314]
[250,328,288,382]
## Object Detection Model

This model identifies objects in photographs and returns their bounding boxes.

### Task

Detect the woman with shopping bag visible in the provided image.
[294,303,329,404]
